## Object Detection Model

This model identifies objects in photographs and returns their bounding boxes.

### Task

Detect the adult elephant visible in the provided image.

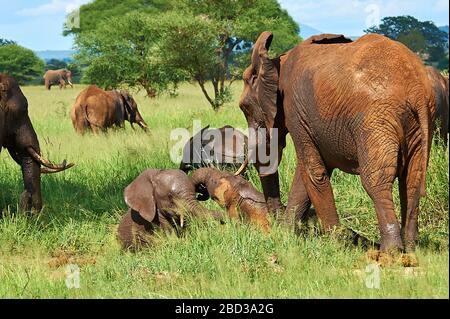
[70,85,148,134]
[179,125,248,174]
[236,32,435,253]
[426,66,448,145]
[43,69,73,90]
[0,74,74,212]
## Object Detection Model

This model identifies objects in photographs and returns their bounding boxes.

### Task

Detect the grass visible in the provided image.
[0,83,448,298]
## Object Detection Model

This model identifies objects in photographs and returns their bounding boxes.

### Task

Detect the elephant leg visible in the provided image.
[284,163,311,230]
[294,135,340,231]
[59,79,65,89]
[359,143,402,253]
[399,147,423,252]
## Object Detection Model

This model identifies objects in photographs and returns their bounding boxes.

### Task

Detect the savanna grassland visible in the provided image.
[0,83,448,298]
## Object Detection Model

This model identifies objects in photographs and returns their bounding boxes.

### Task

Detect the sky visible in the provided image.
[0,0,448,51]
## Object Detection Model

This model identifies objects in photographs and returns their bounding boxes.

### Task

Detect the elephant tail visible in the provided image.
[413,95,432,197]
[83,103,102,129]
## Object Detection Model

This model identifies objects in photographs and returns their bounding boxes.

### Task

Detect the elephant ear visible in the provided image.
[119,91,134,120]
[124,170,157,223]
[252,31,279,130]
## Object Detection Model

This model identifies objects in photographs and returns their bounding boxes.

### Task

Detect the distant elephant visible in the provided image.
[236,32,435,253]
[70,85,148,134]
[426,66,448,145]
[117,169,223,249]
[0,74,74,212]
[179,125,248,174]
[191,167,270,232]
[43,69,73,90]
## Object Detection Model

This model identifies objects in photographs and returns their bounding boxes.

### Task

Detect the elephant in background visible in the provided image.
[0,74,74,212]
[179,125,248,174]
[426,66,448,145]
[70,85,148,134]
[237,32,435,253]
[43,69,73,90]
[118,169,223,250]
[191,167,270,232]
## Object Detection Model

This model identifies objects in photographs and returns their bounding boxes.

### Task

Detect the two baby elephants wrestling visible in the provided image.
[117,168,270,249]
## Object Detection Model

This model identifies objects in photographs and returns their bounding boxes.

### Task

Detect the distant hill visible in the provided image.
[439,25,449,34]
[35,50,75,62]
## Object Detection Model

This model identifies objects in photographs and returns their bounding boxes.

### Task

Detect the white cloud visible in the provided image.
[17,0,91,17]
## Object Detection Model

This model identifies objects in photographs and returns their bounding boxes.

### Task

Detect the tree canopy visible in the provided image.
[0,44,45,84]
[0,39,16,46]
[70,0,300,109]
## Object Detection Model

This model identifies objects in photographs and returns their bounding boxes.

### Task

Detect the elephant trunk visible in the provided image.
[182,197,224,223]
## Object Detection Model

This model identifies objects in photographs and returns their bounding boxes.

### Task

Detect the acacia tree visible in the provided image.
[161,0,300,110]
[69,0,300,108]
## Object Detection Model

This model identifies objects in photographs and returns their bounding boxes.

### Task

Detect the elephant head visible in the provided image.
[119,91,148,131]
[179,125,248,174]
[191,167,270,232]
[0,74,74,212]
[63,69,73,88]
[236,32,287,213]
[118,169,223,249]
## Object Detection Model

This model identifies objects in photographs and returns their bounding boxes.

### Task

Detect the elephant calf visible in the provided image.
[191,168,270,232]
[179,125,248,174]
[71,85,148,134]
[117,169,223,249]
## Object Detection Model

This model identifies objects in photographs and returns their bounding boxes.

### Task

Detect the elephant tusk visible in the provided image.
[234,145,253,176]
[27,147,75,171]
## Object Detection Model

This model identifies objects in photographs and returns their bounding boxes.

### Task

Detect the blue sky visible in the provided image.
[0,0,448,51]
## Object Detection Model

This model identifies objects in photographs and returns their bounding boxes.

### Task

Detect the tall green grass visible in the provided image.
[0,83,448,298]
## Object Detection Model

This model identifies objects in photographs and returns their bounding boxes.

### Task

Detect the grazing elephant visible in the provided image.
[70,85,148,134]
[191,167,270,232]
[426,66,448,145]
[0,74,74,212]
[179,125,248,174]
[43,69,73,90]
[236,32,435,253]
[117,169,223,249]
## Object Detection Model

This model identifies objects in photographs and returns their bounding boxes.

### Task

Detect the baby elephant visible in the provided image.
[117,169,222,249]
[192,168,270,232]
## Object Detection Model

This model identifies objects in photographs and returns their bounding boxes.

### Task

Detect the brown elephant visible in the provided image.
[179,125,248,174]
[117,169,223,249]
[236,32,435,253]
[426,66,448,145]
[0,74,74,212]
[43,69,73,90]
[70,85,148,134]
[191,167,270,232]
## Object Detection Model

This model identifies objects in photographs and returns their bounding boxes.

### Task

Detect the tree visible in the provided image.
[365,15,448,65]
[63,0,172,36]
[0,44,45,84]
[69,0,300,109]
[158,0,300,110]
[0,38,16,46]
[74,12,184,97]
[45,59,68,71]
